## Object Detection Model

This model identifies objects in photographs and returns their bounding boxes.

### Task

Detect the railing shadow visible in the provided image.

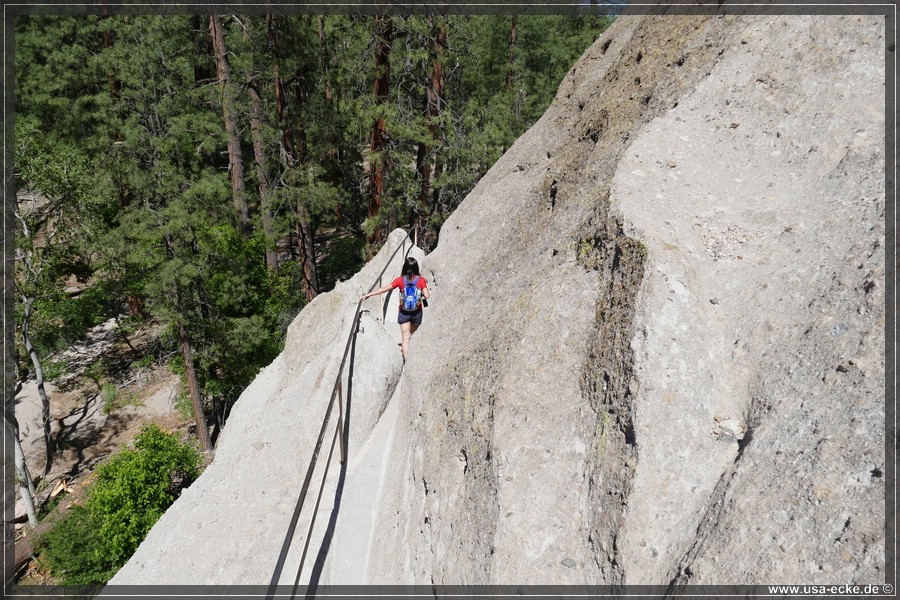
[265,311,359,600]
[302,314,359,597]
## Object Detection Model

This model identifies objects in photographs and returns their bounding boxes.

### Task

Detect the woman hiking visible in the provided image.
[361,257,431,362]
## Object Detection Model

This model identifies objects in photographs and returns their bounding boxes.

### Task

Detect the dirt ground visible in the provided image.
[12,317,191,582]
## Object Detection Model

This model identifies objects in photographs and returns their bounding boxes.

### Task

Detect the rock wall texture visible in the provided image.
[109,13,886,588]
[365,13,885,586]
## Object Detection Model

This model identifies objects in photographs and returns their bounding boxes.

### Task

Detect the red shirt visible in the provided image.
[391,275,428,310]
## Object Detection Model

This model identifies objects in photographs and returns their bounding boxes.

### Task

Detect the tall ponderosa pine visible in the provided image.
[367,14,392,247]
[242,16,278,272]
[211,14,251,237]
[265,15,318,301]
[413,17,446,246]
[168,236,211,452]
[289,18,318,302]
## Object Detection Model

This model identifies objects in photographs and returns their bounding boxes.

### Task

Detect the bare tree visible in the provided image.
[14,205,56,476]
[6,415,38,527]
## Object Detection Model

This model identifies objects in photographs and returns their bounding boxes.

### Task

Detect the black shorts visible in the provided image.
[397,308,423,326]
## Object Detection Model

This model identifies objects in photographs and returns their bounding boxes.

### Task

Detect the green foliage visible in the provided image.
[15,11,607,442]
[319,236,365,291]
[39,503,110,586]
[134,354,156,370]
[42,358,71,383]
[40,425,201,585]
[173,390,195,422]
[30,283,119,360]
[101,383,118,410]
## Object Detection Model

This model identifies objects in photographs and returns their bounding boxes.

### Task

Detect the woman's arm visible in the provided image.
[361,284,394,300]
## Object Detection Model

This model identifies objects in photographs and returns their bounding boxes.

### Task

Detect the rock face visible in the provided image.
[366,13,885,586]
[611,16,886,585]
[109,13,885,588]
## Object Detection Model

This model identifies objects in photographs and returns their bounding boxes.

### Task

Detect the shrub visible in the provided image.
[39,503,112,585]
[101,383,118,413]
[42,358,71,382]
[40,424,202,585]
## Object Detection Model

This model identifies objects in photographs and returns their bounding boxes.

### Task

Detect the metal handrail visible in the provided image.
[269,230,413,593]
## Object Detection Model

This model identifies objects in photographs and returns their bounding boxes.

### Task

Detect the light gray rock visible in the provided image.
[612,14,885,586]
[364,13,884,587]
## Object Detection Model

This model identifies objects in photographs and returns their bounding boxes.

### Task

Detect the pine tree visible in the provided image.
[367,14,392,247]
[211,14,251,237]
[242,16,278,272]
[413,16,446,246]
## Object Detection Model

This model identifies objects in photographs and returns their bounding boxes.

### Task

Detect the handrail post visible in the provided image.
[337,376,346,465]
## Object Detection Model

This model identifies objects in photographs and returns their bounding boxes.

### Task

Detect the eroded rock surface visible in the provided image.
[366,13,885,586]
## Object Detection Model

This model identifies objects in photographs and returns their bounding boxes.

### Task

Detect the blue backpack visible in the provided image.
[401,276,421,311]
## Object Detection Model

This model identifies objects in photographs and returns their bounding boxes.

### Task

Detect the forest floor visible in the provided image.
[12,317,190,583]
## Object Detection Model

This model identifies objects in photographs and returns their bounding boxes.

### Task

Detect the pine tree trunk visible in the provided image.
[319,16,342,226]
[292,178,316,304]
[21,295,55,475]
[267,15,317,300]
[248,80,277,271]
[291,21,315,300]
[291,53,309,164]
[211,14,251,237]
[178,319,211,452]
[414,18,446,245]
[244,20,278,272]
[166,234,211,452]
[296,216,317,302]
[368,14,392,247]
[265,14,295,161]
[266,14,295,272]
[318,17,338,166]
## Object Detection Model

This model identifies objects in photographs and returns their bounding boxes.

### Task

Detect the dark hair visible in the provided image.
[403,257,420,278]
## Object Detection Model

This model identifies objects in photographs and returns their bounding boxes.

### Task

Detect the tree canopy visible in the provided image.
[14,12,612,442]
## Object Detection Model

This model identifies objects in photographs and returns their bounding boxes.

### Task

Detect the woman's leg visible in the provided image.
[400,322,412,361]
